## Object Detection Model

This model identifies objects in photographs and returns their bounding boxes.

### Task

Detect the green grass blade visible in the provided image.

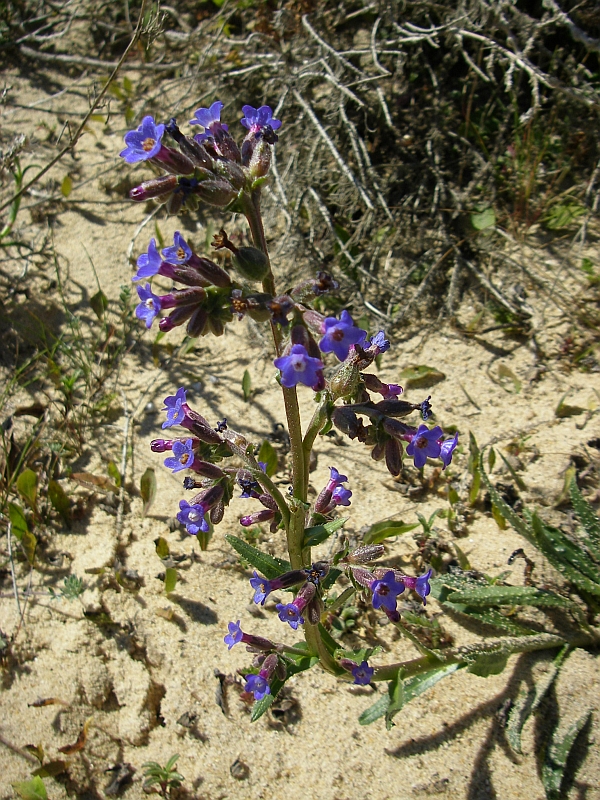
[569,478,600,560]
[542,709,592,800]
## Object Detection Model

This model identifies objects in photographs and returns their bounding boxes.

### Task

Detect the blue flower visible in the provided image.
[274,344,324,389]
[177,499,209,535]
[368,331,390,354]
[224,620,243,650]
[276,602,304,630]
[370,570,405,613]
[163,439,196,473]
[406,424,443,469]
[244,673,270,701]
[240,105,282,134]
[332,485,352,506]
[319,310,367,362]
[189,101,229,142]
[162,231,192,265]
[162,388,187,429]
[402,569,433,606]
[351,660,374,686]
[133,238,162,281]
[135,283,162,328]
[250,571,272,605]
[440,432,459,469]
[120,116,165,163]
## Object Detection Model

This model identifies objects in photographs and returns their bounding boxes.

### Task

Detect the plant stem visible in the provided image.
[372,631,595,682]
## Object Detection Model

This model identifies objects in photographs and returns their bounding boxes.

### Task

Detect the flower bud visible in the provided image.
[190,255,231,287]
[343,545,385,564]
[193,179,238,206]
[186,307,208,337]
[159,306,195,332]
[329,361,361,399]
[129,174,178,201]
[150,439,174,452]
[151,145,195,175]
[385,437,403,477]
[332,406,360,439]
[248,138,272,178]
[240,509,276,527]
[375,399,419,418]
[191,483,224,511]
[232,246,269,282]
[210,500,225,525]
[306,596,323,626]
[215,159,246,190]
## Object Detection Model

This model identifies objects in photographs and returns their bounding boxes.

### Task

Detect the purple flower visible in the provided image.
[276,602,304,630]
[177,499,209,535]
[133,238,162,281]
[250,572,273,605]
[244,673,270,701]
[370,570,405,613]
[406,424,443,469]
[224,620,243,650]
[381,383,403,400]
[162,231,192,265]
[403,569,433,606]
[332,485,352,506]
[274,344,324,389]
[240,105,282,134]
[327,467,348,489]
[163,439,196,473]
[351,660,374,686]
[420,396,433,421]
[319,310,367,362]
[135,283,162,328]
[440,432,459,469]
[120,116,166,163]
[189,101,229,142]
[162,387,188,429]
[368,331,390,355]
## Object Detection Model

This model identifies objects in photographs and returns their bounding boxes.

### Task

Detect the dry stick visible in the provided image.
[301,15,364,77]
[0,0,149,215]
[293,90,374,210]
[462,257,525,318]
[307,187,364,267]
[116,392,130,541]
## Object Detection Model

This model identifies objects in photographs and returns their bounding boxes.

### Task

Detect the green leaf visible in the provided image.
[531,515,600,594]
[544,202,586,231]
[22,530,37,565]
[491,503,507,529]
[12,776,47,800]
[497,363,522,393]
[48,480,71,526]
[303,517,346,548]
[225,535,290,579]
[447,585,580,611]
[363,519,419,544]
[242,369,252,402]
[385,670,405,729]
[397,365,446,390]
[542,710,592,799]
[497,449,527,491]
[90,289,109,320]
[359,692,390,725]
[155,537,170,559]
[164,567,177,593]
[470,207,496,230]
[404,662,463,701]
[61,175,72,198]
[257,439,278,477]
[107,461,121,489]
[140,467,157,517]
[9,502,28,540]
[466,651,509,677]
[555,393,586,418]
[31,760,68,778]
[570,477,600,560]
[17,468,38,509]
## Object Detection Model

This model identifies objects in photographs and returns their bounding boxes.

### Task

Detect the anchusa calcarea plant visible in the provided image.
[120,101,459,715]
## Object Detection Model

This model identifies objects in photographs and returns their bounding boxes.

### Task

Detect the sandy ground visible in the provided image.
[1,64,600,800]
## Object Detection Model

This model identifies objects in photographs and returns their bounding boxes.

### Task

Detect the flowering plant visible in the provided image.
[120,99,463,720]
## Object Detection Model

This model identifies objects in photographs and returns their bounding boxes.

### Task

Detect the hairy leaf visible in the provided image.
[140,467,157,517]
[257,439,278,477]
[303,517,346,548]
[363,519,419,544]
[466,651,508,677]
[542,710,592,799]
[8,502,28,541]
[17,468,38,509]
[48,480,71,526]
[164,567,177,594]
[225,535,290,578]
[570,478,600,560]
[447,585,579,611]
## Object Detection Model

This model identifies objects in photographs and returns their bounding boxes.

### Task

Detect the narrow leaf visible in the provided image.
[8,502,28,541]
[61,175,72,198]
[90,289,108,320]
[164,567,177,593]
[242,369,252,402]
[359,692,390,725]
[466,651,509,677]
[22,530,37,565]
[17,468,38,509]
[385,670,405,730]
[363,519,419,544]
[542,710,592,799]
[140,467,157,517]
[48,480,71,526]
[570,478,600,559]
[397,364,446,390]
[155,537,170,559]
[257,439,278,477]
[404,662,463,702]
[225,535,290,579]
[107,461,121,488]
[303,517,346,548]
[555,393,586,418]
[12,776,47,800]
[447,585,580,611]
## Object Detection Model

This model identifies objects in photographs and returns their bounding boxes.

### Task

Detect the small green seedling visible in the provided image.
[142,754,184,797]
[49,575,84,601]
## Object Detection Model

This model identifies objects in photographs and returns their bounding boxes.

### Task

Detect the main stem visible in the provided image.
[244,189,340,675]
